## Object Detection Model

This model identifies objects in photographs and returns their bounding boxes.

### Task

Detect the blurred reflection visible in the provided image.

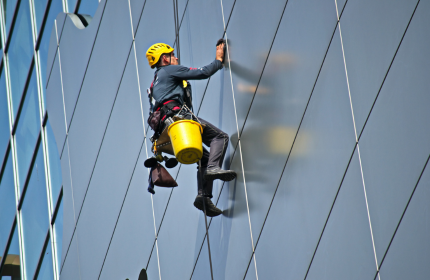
[227,40,310,159]
[0,225,21,279]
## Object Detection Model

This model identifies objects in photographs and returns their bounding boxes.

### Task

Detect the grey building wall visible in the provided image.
[46,0,430,279]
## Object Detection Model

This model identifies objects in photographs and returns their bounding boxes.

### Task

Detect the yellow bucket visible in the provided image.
[168,120,203,164]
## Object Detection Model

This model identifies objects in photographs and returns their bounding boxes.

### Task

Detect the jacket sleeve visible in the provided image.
[165,60,223,80]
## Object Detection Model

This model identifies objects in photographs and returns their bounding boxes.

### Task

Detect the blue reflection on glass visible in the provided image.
[0,224,21,279]
[33,0,48,35]
[15,67,40,192]
[54,198,63,272]
[78,0,99,16]
[45,120,62,204]
[7,0,34,119]
[0,151,16,257]
[0,67,9,155]
[38,0,64,111]
[21,144,50,280]
[3,0,18,38]
[36,238,54,280]
[68,0,77,13]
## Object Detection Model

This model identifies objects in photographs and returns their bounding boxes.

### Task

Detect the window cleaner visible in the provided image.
[144,41,236,217]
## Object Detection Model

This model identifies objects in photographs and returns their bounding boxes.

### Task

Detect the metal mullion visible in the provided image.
[74,0,82,14]
[40,118,58,278]
[3,48,15,163]
[9,123,21,208]
[49,224,59,280]
[0,0,6,51]
[31,228,50,280]
[34,49,45,119]
[61,0,67,13]
[0,216,17,274]
[40,122,53,217]
[50,188,62,280]
[16,206,27,279]
[3,0,21,53]
[28,0,38,51]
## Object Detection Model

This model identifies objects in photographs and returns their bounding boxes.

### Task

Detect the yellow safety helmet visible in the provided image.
[146,43,174,68]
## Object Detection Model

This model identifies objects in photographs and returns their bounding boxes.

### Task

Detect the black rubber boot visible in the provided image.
[204,166,237,182]
[193,195,222,217]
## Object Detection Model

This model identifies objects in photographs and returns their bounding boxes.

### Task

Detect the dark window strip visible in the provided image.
[51,187,63,225]
[17,131,42,210]
[0,141,11,181]
[4,0,21,53]
[35,0,54,51]
[11,58,35,136]
[32,228,51,280]
[0,216,17,275]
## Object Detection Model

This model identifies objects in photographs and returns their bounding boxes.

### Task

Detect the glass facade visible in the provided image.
[0,0,100,279]
[3,0,428,279]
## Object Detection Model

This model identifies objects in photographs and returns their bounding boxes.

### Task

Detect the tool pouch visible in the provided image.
[147,110,162,132]
[151,163,178,187]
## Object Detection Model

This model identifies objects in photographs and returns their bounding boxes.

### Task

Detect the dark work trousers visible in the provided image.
[196,117,229,198]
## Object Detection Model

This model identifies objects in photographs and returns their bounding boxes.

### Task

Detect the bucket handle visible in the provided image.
[176,104,201,125]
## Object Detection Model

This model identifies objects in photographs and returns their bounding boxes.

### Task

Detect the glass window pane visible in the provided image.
[33,0,48,36]
[15,67,40,192]
[0,224,22,279]
[7,0,34,119]
[78,0,99,16]
[3,0,19,38]
[67,0,77,13]
[45,120,62,203]
[21,144,49,280]
[0,151,16,256]
[38,0,64,111]
[53,198,62,274]
[0,67,9,154]
[35,238,54,280]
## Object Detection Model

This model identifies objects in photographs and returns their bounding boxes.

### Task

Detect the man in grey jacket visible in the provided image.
[146,41,236,217]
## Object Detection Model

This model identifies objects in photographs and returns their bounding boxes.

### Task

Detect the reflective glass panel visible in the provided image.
[0,151,15,256]
[38,0,64,111]
[78,0,99,16]
[67,0,77,13]
[7,0,33,119]
[35,238,54,280]
[0,66,9,154]
[15,67,40,192]
[21,145,50,280]
[33,0,48,35]
[0,224,21,279]
[53,197,63,272]
[45,121,62,203]
[3,0,18,38]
